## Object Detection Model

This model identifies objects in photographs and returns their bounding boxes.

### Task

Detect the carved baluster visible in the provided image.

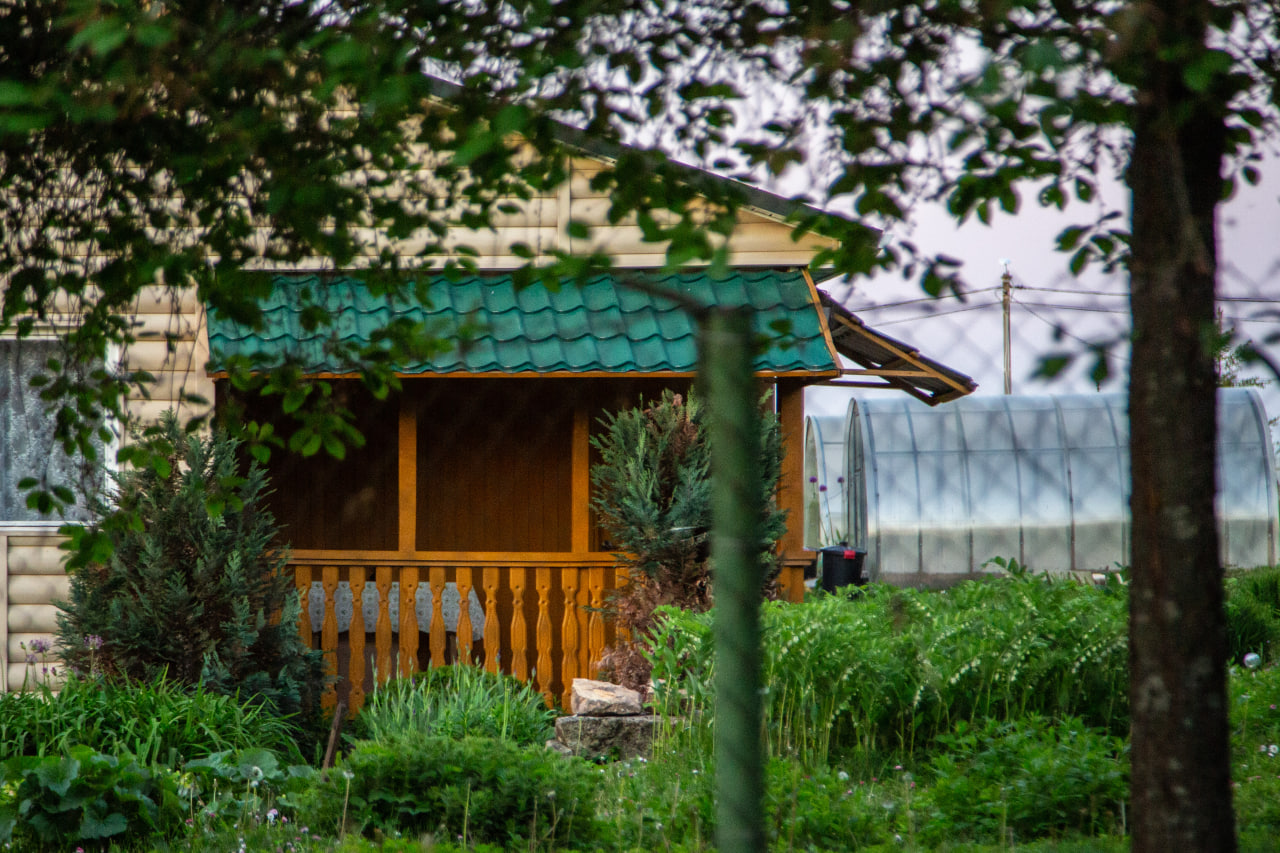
[399,567,420,677]
[510,568,528,681]
[320,566,340,710]
[483,567,501,674]
[560,569,579,708]
[588,566,606,678]
[348,566,367,713]
[374,567,393,685]
[577,580,590,676]
[614,567,631,643]
[456,566,474,663]
[535,568,553,704]
[294,565,313,646]
[429,567,447,667]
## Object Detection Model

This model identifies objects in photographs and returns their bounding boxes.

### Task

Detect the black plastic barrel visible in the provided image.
[818,546,867,593]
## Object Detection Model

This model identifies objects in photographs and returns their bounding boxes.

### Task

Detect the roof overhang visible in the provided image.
[816,291,978,405]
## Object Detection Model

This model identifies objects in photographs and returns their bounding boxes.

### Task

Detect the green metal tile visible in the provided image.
[208,270,839,376]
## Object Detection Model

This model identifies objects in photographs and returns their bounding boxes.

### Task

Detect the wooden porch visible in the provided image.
[292,553,805,711]
[233,375,813,712]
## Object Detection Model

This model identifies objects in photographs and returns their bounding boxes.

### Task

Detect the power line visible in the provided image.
[1012,299,1130,315]
[844,286,1001,311]
[872,301,1001,325]
[1017,302,1133,367]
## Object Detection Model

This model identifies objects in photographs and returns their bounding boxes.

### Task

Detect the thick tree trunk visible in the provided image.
[1126,2,1234,849]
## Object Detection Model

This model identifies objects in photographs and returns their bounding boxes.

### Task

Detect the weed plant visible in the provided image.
[1229,658,1280,849]
[0,673,302,765]
[355,665,555,746]
[294,734,598,848]
[1225,565,1280,664]
[648,572,1129,766]
[915,715,1128,846]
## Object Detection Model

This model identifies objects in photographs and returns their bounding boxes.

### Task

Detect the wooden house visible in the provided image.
[1,127,974,706]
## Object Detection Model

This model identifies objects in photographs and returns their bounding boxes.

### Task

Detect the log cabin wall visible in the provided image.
[1,148,837,693]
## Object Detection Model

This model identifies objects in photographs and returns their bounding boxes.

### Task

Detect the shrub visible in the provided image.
[590,389,785,688]
[356,664,555,746]
[0,745,183,851]
[57,412,325,718]
[1226,567,1280,664]
[916,716,1128,846]
[0,673,303,765]
[294,735,598,848]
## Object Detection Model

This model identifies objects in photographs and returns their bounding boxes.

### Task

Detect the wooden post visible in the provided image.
[399,567,420,677]
[374,566,393,684]
[777,379,810,601]
[510,568,529,681]
[587,566,606,677]
[320,566,340,711]
[347,566,367,712]
[397,400,417,555]
[535,568,553,703]
[294,564,314,647]
[560,569,579,707]
[428,567,447,666]
[456,566,474,662]
[482,567,501,673]
[571,405,591,553]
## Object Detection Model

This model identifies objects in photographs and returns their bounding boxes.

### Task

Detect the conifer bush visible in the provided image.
[590,389,786,687]
[57,413,325,718]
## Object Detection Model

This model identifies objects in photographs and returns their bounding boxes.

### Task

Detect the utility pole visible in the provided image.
[1001,261,1013,395]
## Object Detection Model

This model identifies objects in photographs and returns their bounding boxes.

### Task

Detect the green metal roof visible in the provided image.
[207,270,840,377]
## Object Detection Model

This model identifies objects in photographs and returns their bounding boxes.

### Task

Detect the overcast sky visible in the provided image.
[802,157,1280,451]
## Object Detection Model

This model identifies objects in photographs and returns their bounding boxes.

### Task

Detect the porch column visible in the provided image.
[776,379,808,601]
[571,402,591,553]
[398,398,417,555]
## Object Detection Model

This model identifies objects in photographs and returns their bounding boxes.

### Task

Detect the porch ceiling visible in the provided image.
[207,269,842,378]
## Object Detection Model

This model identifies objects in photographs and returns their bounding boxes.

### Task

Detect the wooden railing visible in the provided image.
[292,553,808,712]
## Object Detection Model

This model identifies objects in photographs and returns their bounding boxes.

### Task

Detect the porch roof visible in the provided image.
[207,269,842,378]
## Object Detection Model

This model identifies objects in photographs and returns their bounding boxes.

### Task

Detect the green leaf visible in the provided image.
[67,17,129,56]
[34,755,80,798]
[1182,49,1233,94]
[301,431,322,457]
[0,81,33,107]
[79,805,128,839]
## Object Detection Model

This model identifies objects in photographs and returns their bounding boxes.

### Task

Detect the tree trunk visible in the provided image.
[1126,2,1234,849]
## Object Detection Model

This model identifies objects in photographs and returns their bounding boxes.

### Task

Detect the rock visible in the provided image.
[570,678,643,716]
[544,738,575,757]
[554,714,659,760]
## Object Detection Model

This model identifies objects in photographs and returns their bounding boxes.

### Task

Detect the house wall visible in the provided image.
[1,527,69,691]
[3,150,830,690]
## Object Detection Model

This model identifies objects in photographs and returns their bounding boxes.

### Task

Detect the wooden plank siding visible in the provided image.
[2,147,833,694]
[1,529,70,692]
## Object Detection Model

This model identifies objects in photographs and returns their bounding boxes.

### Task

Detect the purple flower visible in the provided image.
[85,635,104,651]
[28,638,50,655]
[819,485,827,492]
[837,476,845,484]
[808,476,818,484]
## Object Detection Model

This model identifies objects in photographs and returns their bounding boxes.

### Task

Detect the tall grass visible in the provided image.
[0,673,302,765]
[648,572,1129,767]
[355,664,555,746]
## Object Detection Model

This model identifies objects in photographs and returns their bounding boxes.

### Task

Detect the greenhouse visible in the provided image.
[804,389,1278,583]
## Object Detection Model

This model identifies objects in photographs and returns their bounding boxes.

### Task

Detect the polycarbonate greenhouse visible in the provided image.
[804,389,1278,582]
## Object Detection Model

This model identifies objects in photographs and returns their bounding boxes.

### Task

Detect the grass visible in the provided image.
[15,569,1280,850]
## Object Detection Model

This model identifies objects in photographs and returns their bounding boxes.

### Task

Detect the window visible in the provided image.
[0,339,103,523]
